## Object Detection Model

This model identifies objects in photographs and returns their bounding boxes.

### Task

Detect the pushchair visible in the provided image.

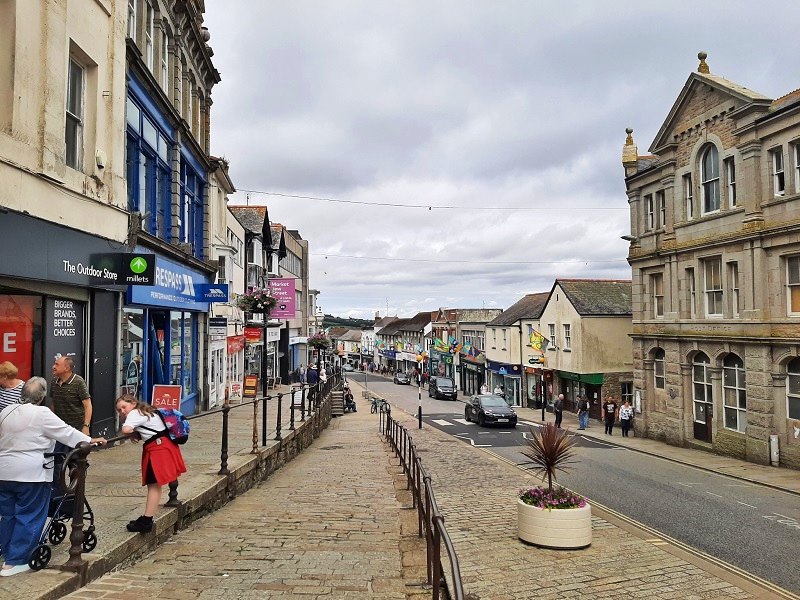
[27,451,98,570]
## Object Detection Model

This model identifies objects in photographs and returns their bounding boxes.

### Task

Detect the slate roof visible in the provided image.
[229,206,268,235]
[397,311,431,332]
[374,316,398,328]
[338,329,363,342]
[487,293,549,326]
[556,279,632,316]
[378,319,410,336]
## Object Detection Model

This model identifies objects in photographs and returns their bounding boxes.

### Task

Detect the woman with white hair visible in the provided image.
[0,377,105,577]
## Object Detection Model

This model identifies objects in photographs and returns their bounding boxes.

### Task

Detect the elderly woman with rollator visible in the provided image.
[0,377,105,577]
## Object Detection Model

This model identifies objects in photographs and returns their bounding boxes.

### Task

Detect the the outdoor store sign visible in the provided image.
[0,210,155,287]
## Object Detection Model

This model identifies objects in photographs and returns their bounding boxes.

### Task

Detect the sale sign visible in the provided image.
[0,295,38,380]
[151,384,183,410]
[268,278,296,319]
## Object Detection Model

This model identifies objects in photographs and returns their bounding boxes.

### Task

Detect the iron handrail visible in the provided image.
[381,409,465,600]
[57,372,343,582]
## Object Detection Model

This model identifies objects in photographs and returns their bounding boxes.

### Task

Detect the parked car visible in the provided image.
[465,394,517,427]
[393,372,410,385]
[428,376,457,400]
[342,364,354,372]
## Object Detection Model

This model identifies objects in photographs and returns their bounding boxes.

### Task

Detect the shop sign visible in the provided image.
[266,328,281,342]
[289,336,308,345]
[127,250,210,311]
[229,381,242,401]
[227,335,245,354]
[243,375,258,399]
[43,297,85,378]
[244,327,262,343]
[0,211,155,288]
[196,283,229,302]
[209,317,227,337]
[151,384,182,410]
[267,278,296,319]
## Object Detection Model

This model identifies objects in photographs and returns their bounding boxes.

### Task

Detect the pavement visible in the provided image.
[7,380,800,599]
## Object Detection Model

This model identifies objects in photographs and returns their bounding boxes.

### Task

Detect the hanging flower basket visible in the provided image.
[307,331,331,350]
[234,288,277,314]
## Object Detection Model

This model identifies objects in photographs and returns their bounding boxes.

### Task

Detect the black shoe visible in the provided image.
[127,516,153,533]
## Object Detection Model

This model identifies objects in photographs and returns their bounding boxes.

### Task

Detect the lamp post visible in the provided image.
[416,354,424,429]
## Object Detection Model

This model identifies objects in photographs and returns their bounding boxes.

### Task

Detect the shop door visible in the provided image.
[693,402,712,442]
[209,345,225,408]
[504,376,521,407]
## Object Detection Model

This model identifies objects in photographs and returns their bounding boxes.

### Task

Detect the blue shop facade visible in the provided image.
[122,251,213,417]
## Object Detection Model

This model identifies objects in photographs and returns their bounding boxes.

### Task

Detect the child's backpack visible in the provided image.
[156,408,190,445]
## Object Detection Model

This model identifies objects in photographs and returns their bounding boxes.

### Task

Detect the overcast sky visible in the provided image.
[204,1,800,320]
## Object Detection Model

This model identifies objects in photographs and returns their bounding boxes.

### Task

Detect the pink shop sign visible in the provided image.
[268,278,297,319]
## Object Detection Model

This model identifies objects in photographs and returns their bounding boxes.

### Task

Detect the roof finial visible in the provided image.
[625,127,634,146]
[697,51,710,74]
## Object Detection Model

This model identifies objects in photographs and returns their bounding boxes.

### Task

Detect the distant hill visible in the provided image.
[323,314,372,329]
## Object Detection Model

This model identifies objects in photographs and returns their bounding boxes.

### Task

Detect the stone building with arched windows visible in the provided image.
[623,52,800,469]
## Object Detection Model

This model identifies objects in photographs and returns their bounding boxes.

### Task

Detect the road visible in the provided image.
[354,372,800,595]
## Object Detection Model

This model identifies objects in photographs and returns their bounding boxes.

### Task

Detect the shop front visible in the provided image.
[429,349,454,379]
[379,348,396,371]
[0,211,134,436]
[124,253,211,416]
[557,371,604,417]
[460,356,485,397]
[486,360,522,407]
[524,366,544,408]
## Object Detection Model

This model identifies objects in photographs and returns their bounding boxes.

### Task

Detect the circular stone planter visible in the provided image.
[517,498,592,549]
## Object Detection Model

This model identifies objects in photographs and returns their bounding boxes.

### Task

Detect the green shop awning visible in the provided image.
[558,371,604,385]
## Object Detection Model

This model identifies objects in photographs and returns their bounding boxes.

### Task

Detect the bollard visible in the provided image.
[289,389,296,431]
[165,479,180,507]
[275,393,283,440]
[252,397,259,454]
[262,394,268,446]
[219,403,230,475]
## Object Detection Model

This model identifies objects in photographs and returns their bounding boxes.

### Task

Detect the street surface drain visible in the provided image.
[319,445,344,450]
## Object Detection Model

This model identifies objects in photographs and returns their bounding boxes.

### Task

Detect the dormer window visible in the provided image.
[701,145,720,213]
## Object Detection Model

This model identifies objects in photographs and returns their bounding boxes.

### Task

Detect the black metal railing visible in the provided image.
[380,406,465,600]
[57,372,342,582]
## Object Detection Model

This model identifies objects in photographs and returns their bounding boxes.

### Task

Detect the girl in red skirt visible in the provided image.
[115,394,187,533]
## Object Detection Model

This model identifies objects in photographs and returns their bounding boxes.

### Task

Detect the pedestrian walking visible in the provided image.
[553,393,564,428]
[602,396,618,435]
[576,395,591,430]
[619,399,634,437]
[115,395,187,533]
[0,377,105,577]
[0,361,24,410]
[480,382,489,394]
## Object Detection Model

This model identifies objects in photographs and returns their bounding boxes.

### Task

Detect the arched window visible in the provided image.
[787,357,800,420]
[653,348,665,389]
[723,354,746,432]
[692,352,712,423]
[701,145,720,214]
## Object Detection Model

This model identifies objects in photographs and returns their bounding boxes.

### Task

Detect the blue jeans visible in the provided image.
[0,481,51,566]
[578,411,589,429]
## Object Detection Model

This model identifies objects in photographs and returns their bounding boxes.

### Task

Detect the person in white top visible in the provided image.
[0,377,105,577]
[115,395,187,533]
[619,399,634,437]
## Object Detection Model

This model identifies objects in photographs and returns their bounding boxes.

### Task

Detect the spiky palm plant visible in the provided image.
[522,423,576,491]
